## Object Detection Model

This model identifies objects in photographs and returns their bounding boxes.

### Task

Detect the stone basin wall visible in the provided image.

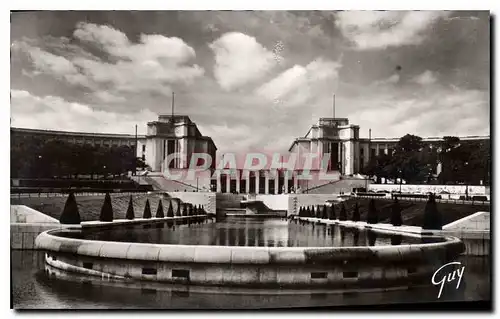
[36,229,464,289]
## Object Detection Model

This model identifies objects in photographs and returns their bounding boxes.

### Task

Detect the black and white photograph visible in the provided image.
[9,8,491,310]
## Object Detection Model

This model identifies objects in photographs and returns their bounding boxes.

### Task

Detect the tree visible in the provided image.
[352,202,360,222]
[165,201,173,217]
[390,198,402,226]
[331,204,336,220]
[422,193,442,230]
[366,199,378,224]
[156,199,165,218]
[316,205,321,218]
[182,204,188,216]
[99,192,114,222]
[143,199,152,219]
[322,204,328,219]
[299,207,304,217]
[59,192,81,224]
[126,195,135,220]
[327,205,334,220]
[339,203,347,221]
[175,202,182,216]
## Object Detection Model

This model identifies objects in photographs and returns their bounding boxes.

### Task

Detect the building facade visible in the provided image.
[11,115,489,194]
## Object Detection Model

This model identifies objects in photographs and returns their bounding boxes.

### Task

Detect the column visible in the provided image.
[243,170,248,193]
[216,171,221,193]
[293,172,298,191]
[236,170,241,193]
[284,171,289,194]
[226,174,230,193]
[384,144,388,155]
[265,172,270,194]
[274,170,279,194]
[376,144,380,156]
[255,171,260,194]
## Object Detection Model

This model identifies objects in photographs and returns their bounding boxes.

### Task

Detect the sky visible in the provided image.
[10,11,490,155]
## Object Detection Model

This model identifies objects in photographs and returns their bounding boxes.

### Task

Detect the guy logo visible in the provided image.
[431,261,465,299]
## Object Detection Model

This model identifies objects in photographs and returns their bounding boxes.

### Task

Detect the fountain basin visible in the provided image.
[35,225,464,289]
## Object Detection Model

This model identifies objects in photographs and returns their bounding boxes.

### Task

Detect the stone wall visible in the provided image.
[368,184,487,195]
[11,205,59,223]
[37,230,464,288]
[168,192,216,215]
[255,194,289,211]
[443,211,490,232]
[11,223,70,250]
[288,194,339,216]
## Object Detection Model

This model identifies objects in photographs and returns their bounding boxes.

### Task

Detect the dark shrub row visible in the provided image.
[59,192,207,224]
[296,195,442,230]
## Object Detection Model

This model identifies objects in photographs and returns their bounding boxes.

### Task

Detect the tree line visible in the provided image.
[11,136,148,179]
[361,134,490,185]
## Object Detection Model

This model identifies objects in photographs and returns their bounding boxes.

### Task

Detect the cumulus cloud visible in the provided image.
[348,88,489,139]
[256,58,341,106]
[336,11,451,50]
[412,70,438,85]
[10,89,156,134]
[13,22,204,95]
[209,32,278,91]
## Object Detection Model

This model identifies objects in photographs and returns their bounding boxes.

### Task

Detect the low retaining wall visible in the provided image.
[297,216,488,256]
[168,192,216,216]
[368,184,488,195]
[35,228,464,289]
[11,223,72,250]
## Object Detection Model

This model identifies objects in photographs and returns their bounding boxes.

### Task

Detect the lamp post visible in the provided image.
[399,169,402,193]
[464,161,469,200]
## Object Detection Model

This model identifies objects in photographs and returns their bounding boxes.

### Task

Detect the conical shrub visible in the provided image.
[167,200,174,217]
[143,199,152,219]
[422,193,442,230]
[322,204,328,219]
[60,192,81,224]
[327,205,334,220]
[352,202,360,222]
[298,206,303,217]
[316,205,322,218]
[175,201,182,217]
[182,204,188,217]
[125,195,135,220]
[193,205,198,216]
[366,199,378,224]
[391,198,403,226]
[331,204,336,220]
[339,203,347,221]
[156,199,164,218]
[99,192,114,222]
[368,230,377,246]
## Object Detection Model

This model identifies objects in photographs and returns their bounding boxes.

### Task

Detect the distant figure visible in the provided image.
[282,185,286,194]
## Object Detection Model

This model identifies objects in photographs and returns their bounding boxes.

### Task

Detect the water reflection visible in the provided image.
[391,235,403,246]
[367,230,378,247]
[353,229,360,247]
[65,217,442,248]
[11,250,490,309]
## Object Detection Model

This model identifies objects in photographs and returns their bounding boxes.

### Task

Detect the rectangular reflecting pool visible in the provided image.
[58,217,444,247]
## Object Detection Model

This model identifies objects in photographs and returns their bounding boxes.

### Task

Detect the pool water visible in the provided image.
[61,217,443,247]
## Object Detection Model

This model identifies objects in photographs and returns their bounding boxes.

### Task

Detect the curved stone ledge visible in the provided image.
[35,229,464,266]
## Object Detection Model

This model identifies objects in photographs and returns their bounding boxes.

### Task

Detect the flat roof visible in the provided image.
[11,127,147,139]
